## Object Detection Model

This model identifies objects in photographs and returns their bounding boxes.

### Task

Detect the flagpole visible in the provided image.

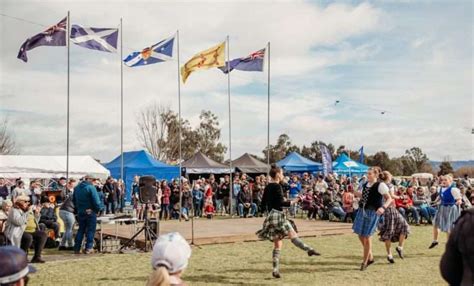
[226,35,233,217]
[177,30,183,222]
[266,42,270,171]
[66,11,71,181]
[120,18,124,186]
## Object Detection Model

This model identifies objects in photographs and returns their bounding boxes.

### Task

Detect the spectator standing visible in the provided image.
[192,182,203,218]
[0,177,10,202]
[73,175,102,254]
[58,180,76,251]
[103,177,117,214]
[160,181,171,220]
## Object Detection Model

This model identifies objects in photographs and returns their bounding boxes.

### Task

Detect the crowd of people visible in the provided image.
[0,169,472,285]
[128,171,473,226]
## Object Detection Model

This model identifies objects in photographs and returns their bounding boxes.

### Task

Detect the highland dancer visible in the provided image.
[378,171,410,263]
[256,165,320,279]
[429,174,462,249]
[352,167,392,271]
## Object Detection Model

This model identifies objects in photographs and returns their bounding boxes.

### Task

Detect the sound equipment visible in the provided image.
[138,175,158,204]
[120,175,158,252]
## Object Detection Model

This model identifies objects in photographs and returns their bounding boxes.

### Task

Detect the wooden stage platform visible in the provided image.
[101,217,353,246]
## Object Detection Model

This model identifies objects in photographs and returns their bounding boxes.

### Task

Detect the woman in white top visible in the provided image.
[429,174,462,249]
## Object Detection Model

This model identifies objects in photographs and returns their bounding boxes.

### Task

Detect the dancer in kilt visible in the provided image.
[256,165,320,279]
[378,171,410,263]
[429,174,462,249]
[353,167,392,271]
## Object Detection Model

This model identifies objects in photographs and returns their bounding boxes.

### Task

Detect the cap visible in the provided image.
[151,232,191,274]
[0,246,36,284]
[16,195,30,202]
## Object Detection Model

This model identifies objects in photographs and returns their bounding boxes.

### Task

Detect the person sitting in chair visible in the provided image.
[238,184,257,218]
[39,197,59,240]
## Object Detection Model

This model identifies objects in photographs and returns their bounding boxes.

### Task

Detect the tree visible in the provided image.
[438,161,454,176]
[300,141,335,162]
[263,134,300,163]
[0,117,17,155]
[136,104,227,163]
[400,147,430,175]
[195,110,227,162]
[367,151,392,171]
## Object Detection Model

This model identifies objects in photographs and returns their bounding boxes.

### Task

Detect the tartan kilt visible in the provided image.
[378,207,410,242]
[256,209,294,241]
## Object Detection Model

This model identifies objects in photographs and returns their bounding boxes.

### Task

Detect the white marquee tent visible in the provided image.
[0,155,110,180]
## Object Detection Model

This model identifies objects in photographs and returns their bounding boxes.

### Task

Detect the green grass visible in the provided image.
[30,225,447,285]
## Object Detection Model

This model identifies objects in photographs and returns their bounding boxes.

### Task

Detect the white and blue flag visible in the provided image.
[123,35,174,67]
[70,25,118,53]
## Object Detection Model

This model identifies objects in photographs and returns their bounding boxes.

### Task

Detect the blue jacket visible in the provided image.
[73,181,101,215]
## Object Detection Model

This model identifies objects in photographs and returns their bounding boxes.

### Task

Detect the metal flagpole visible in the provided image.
[266,42,270,171]
[226,35,233,217]
[177,30,183,222]
[66,11,70,181]
[120,18,124,184]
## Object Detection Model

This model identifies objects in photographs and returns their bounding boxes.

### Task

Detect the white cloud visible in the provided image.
[0,0,472,163]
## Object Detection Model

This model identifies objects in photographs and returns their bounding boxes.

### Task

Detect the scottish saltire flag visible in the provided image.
[123,36,175,67]
[219,48,265,73]
[70,25,118,53]
[359,146,364,163]
[320,144,333,176]
[17,17,67,62]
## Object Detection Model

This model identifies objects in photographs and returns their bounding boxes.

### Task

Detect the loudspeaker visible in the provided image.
[139,175,158,204]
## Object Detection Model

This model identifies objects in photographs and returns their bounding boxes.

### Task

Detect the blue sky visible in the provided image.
[0,0,472,162]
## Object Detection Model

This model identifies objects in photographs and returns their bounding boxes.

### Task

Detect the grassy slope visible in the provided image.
[30,226,447,286]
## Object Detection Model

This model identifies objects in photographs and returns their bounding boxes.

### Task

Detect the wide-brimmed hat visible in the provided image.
[15,195,30,202]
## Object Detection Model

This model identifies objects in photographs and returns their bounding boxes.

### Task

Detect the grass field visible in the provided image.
[30,225,447,286]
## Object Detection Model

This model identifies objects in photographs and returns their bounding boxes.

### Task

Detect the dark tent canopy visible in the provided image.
[182,152,232,174]
[232,153,269,174]
[104,150,179,201]
[276,152,323,173]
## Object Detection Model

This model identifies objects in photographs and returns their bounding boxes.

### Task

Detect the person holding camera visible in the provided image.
[4,195,30,247]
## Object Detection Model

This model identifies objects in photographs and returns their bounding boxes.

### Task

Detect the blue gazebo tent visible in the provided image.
[104,150,179,201]
[276,152,322,173]
[332,153,369,175]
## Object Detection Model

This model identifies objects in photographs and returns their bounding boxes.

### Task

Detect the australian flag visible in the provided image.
[70,25,118,53]
[17,17,67,63]
[123,35,174,67]
[219,48,265,73]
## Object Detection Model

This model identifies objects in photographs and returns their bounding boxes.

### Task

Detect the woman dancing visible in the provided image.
[256,165,320,279]
[429,174,462,249]
[378,171,410,263]
[353,167,392,271]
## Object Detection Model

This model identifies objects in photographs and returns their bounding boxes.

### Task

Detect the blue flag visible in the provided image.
[70,25,118,53]
[219,48,265,73]
[359,146,364,163]
[123,35,174,67]
[320,144,333,176]
[17,17,67,62]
